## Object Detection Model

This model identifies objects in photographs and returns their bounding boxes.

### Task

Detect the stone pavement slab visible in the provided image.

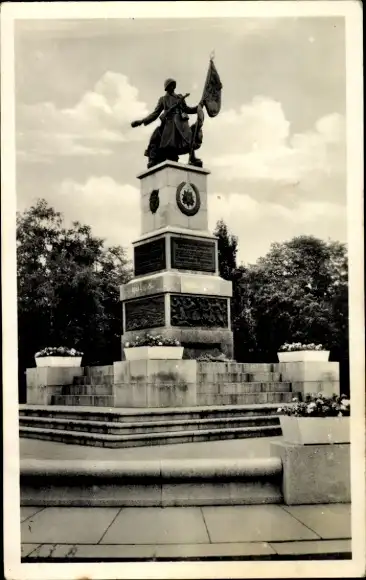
[282,504,351,539]
[22,542,276,559]
[21,539,352,560]
[20,504,352,560]
[202,505,320,543]
[20,507,44,523]
[154,541,275,558]
[21,544,41,558]
[23,543,157,559]
[100,507,209,545]
[21,507,120,544]
[270,539,352,556]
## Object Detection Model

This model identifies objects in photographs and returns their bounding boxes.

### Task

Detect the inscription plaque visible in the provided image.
[171,237,216,273]
[125,294,165,331]
[134,238,166,276]
[170,295,228,328]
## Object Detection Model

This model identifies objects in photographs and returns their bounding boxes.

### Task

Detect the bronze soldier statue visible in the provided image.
[131,78,204,168]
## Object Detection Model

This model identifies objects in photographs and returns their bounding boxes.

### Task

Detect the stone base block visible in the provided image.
[121,271,232,301]
[114,359,198,407]
[26,367,84,405]
[271,441,350,505]
[138,161,210,234]
[277,361,340,398]
[113,360,293,408]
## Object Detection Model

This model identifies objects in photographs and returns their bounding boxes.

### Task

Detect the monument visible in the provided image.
[120,57,234,361]
[24,57,340,411]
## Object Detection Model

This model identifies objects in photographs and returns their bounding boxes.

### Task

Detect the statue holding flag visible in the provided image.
[131,56,222,168]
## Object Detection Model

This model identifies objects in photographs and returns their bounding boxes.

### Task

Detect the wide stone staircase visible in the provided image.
[19,402,291,448]
[52,365,115,407]
[20,363,293,448]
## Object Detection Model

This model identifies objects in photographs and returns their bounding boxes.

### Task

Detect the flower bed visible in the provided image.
[124,334,183,361]
[278,393,350,444]
[278,342,329,362]
[35,346,83,368]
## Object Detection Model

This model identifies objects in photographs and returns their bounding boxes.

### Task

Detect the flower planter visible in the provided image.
[35,356,82,368]
[278,350,330,363]
[124,346,184,361]
[280,415,350,445]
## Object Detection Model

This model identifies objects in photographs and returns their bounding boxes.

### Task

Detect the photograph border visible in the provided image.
[2,2,364,578]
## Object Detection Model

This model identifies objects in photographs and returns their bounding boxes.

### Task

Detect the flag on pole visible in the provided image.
[200,56,223,118]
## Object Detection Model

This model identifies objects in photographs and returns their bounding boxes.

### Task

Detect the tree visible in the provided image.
[17,199,132,401]
[214,219,239,281]
[233,236,348,368]
[214,220,250,360]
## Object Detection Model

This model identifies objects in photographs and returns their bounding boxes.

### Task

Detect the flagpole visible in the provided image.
[189,53,213,164]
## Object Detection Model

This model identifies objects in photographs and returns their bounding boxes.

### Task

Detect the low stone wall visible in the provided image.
[271,441,350,505]
[20,457,283,507]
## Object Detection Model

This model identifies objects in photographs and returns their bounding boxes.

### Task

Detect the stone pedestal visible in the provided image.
[271,441,350,505]
[120,161,233,360]
[26,367,84,405]
[278,361,340,398]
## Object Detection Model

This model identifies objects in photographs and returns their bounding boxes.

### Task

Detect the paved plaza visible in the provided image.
[19,434,281,461]
[21,503,351,560]
[20,436,351,560]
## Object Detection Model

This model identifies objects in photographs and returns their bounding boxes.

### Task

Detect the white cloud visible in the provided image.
[17,72,150,161]
[208,192,346,264]
[53,176,346,267]
[57,176,140,256]
[204,97,346,203]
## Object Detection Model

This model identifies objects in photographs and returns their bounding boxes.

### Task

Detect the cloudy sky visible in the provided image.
[15,16,346,265]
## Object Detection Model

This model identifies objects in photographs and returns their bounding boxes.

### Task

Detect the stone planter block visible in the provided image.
[278,350,330,363]
[35,356,82,368]
[280,416,350,445]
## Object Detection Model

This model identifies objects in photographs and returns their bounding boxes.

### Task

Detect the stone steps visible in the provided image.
[51,395,115,407]
[19,403,289,448]
[73,374,114,386]
[19,402,286,422]
[197,372,283,383]
[61,385,114,396]
[19,423,281,448]
[61,381,289,397]
[19,413,279,435]
[50,389,292,408]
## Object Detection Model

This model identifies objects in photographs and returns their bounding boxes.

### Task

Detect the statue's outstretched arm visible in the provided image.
[143,98,164,125]
[182,99,198,115]
[131,97,164,128]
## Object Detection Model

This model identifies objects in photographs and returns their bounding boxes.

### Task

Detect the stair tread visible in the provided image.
[19,402,290,415]
[19,414,279,428]
[20,424,279,441]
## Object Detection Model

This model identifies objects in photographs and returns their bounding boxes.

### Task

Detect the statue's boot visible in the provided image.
[189,151,203,167]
